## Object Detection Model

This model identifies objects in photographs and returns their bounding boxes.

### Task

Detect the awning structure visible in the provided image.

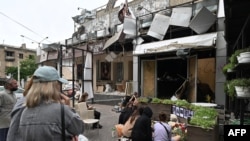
[133,32,218,55]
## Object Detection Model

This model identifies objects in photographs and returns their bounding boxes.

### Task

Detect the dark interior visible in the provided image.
[224,0,250,52]
[157,58,187,99]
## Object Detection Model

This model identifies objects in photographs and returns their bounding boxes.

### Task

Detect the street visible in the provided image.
[82,103,120,141]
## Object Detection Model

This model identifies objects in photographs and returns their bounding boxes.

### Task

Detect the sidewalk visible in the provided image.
[82,103,120,141]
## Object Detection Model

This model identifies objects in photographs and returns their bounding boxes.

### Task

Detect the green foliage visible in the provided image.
[138,97,149,103]
[226,78,250,99]
[138,97,218,129]
[20,57,37,78]
[162,99,176,105]
[5,57,37,80]
[174,99,190,108]
[189,107,218,130]
[5,67,18,78]
[222,63,235,75]
[223,47,250,75]
[189,104,203,111]
[229,47,250,65]
[151,97,162,103]
[229,49,242,65]
[223,47,250,98]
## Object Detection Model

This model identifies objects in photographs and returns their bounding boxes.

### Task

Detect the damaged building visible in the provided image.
[38,0,250,120]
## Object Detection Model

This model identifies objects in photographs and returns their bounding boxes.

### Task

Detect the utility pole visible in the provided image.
[18,57,20,87]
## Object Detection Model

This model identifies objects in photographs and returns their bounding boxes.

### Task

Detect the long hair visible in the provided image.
[78,92,88,103]
[23,76,34,97]
[129,104,143,124]
[25,80,61,108]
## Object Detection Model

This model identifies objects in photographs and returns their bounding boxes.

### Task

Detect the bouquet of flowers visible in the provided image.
[169,122,187,141]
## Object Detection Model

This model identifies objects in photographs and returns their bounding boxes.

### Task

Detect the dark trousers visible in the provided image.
[0,128,9,141]
[93,110,101,127]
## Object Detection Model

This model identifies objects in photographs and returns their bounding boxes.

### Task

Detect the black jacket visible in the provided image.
[131,106,153,141]
[118,107,133,124]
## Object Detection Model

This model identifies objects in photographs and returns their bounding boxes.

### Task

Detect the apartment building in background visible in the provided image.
[0,43,36,79]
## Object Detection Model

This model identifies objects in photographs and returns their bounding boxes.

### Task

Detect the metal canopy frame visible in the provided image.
[59,41,93,107]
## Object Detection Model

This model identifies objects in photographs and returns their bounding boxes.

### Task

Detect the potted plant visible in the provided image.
[230,47,250,65]
[237,47,250,63]
[229,49,244,65]
[222,48,250,76]
[226,78,250,99]
[222,62,235,75]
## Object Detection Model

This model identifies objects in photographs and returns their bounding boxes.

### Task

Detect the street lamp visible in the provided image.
[21,35,48,54]
[38,36,49,45]
[19,35,48,85]
[20,35,48,47]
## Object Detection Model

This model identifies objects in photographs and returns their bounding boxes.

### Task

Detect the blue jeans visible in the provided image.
[0,128,9,141]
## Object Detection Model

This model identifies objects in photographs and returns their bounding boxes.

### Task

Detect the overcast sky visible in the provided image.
[0,0,111,49]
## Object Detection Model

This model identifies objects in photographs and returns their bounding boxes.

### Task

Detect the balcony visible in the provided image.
[5,56,15,61]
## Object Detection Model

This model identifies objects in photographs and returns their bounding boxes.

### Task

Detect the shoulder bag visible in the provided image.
[61,103,66,141]
[159,122,171,141]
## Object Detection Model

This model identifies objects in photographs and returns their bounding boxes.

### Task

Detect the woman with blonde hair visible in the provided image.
[17,66,84,141]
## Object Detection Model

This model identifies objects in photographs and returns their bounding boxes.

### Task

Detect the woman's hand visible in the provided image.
[60,94,71,106]
[129,95,136,102]
[88,105,94,110]
[71,135,78,141]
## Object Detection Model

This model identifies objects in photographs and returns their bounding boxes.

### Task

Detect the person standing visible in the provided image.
[18,66,84,141]
[0,78,18,141]
[6,76,33,141]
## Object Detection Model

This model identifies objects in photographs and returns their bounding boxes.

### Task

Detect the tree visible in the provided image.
[6,57,37,81]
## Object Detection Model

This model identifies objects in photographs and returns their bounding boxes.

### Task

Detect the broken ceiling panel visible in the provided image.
[103,30,123,50]
[147,13,170,40]
[170,7,192,27]
[139,15,153,29]
[123,17,137,35]
[189,7,216,34]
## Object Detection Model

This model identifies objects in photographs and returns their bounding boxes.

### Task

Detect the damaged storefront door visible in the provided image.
[141,60,155,97]
[187,55,197,102]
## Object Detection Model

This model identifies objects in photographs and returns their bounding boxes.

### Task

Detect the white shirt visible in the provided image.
[153,122,172,141]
